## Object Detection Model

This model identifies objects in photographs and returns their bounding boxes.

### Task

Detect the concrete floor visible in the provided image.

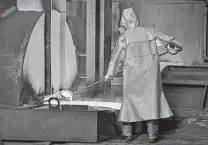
[3,118,208,145]
[60,121,208,145]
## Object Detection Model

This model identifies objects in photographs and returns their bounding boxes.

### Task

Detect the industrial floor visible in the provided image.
[3,117,208,145]
[2,99,208,145]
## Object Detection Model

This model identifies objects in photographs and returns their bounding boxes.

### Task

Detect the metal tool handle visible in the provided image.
[74,79,105,94]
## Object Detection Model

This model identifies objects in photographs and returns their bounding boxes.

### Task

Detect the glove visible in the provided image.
[104,75,113,82]
[168,42,182,52]
[172,39,183,51]
[175,46,182,52]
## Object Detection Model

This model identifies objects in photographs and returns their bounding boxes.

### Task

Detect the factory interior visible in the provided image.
[1,0,208,144]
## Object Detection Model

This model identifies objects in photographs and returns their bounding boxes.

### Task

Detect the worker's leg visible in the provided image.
[147,120,158,143]
[132,122,142,138]
[119,122,135,142]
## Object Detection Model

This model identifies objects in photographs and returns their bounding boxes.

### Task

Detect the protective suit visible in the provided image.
[105,8,182,142]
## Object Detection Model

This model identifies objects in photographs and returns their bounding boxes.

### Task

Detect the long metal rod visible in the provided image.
[73,79,105,94]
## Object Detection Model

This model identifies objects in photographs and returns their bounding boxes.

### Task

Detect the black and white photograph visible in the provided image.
[0,0,207,144]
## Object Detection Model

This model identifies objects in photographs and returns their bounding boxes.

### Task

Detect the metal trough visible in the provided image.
[0,104,118,143]
[161,65,208,109]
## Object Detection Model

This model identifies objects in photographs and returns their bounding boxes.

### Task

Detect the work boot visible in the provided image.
[147,120,159,143]
[118,134,135,142]
[149,138,158,143]
[119,123,135,142]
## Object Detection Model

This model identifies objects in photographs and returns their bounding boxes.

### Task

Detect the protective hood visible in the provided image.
[120,8,138,30]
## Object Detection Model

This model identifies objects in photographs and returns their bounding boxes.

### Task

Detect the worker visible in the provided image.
[104,8,183,143]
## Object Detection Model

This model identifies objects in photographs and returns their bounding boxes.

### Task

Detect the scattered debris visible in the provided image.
[196,122,208,127]
[187,118,197,124]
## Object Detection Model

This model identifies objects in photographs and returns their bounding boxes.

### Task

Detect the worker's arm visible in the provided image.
[156,31,183,51]
[105,36,126,80]
[147,28,183,51]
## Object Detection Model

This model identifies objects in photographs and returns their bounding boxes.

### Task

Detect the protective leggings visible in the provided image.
[122,120,158,139]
